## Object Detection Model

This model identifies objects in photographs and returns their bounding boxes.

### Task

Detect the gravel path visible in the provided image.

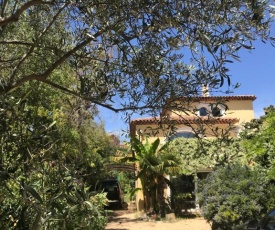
[105,209,212,230]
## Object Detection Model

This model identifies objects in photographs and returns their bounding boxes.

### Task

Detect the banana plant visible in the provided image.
[122,136,182,216]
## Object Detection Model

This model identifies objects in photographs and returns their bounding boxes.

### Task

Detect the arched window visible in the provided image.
[212,107,221,117]
[169,131,195,141]
[199,107,208,116]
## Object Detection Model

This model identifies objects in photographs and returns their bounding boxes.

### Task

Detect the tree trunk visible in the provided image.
[157,175,166,218]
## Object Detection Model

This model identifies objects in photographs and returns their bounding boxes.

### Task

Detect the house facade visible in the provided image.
[130,94,256,211]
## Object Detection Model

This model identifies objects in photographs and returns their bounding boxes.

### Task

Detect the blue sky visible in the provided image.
[229,39,275,118]
[98,24,275,142]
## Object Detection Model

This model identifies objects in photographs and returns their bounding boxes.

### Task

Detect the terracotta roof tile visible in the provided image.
[130,116,239,136]
[175,95,256,102]
[131,116,239,125]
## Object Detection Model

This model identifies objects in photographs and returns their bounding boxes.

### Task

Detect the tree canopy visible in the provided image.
[1,0,275,116]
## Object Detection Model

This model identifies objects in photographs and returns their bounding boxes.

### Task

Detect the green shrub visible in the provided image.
[0,87,113,229]
[61,192,108,230]
[198,163,275,230]
[0,172,108,230]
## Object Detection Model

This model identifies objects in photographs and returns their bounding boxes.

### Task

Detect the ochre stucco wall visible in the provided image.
[166,99,254,125]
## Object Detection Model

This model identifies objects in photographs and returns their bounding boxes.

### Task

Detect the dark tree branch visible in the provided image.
[41,78,155,113]
[0,0,52,27]
[0,40,34,45]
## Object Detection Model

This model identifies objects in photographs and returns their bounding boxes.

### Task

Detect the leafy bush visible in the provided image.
[198,163,275,230]
[60,192,108,230]
[0,86,113,229]
[0,166,108,230]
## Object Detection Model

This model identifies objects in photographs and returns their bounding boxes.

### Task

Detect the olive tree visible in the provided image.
[0,0,274,117]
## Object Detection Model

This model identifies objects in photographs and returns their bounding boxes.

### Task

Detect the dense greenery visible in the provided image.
[0,83,116,229]
[167,137,245,174]
[1,0,275,228]
[0,1,274,117]
[241,105,275,179]
[198,163,275,230]
[191,106,275,229]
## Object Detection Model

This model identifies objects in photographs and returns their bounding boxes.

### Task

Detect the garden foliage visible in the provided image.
[0,84,115,229]
[198,163,275,230]
[241,105,275,179]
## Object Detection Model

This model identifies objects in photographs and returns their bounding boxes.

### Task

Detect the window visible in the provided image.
[199,107,208,116]
[212,107,221,117]
[169,131,195,141]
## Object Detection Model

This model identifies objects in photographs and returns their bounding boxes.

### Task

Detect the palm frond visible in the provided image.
[131,137,146,155]
[149,138,160,155]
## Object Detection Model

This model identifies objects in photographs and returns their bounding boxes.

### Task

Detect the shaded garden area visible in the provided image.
[1,1,275,229]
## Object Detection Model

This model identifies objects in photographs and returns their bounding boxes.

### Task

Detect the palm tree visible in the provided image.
[123,136,182,216]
